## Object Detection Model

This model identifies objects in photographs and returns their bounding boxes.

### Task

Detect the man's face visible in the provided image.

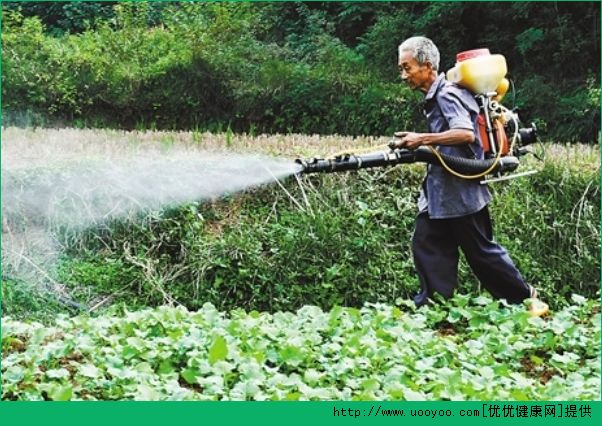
[398,50,433,93]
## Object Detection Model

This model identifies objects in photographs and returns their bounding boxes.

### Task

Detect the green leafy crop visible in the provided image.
[2,294,599,401]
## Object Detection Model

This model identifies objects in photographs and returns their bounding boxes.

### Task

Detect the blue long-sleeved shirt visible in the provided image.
[417,73,492,219]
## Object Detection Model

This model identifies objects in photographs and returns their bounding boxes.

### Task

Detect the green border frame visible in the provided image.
[0,0,600,424]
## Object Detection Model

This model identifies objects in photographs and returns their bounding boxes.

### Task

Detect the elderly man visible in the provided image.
[391,36,547,315]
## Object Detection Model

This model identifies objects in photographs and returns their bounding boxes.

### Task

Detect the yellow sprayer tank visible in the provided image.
[447,49,508,97]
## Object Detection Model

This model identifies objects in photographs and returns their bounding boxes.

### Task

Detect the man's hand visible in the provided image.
[393,131,424,149]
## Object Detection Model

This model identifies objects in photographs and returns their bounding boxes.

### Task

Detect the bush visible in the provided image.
[48,142,599,315]
[1,278,70,322]
[1,7,418,136]
[56,168,423,312]
[493,146,600,300]
[3,3,599,141]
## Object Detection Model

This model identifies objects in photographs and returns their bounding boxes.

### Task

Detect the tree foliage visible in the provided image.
[2,1,600,141]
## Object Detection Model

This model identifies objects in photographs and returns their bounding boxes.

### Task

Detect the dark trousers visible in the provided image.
[412,206,531,306]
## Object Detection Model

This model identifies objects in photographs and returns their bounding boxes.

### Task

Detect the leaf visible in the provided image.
[122,345,139,360]
[79,364,101,378]
[571,294,587,305]
[509,388,530,401]
[403,389,427,401]
[361,378,380,392]
[126,337,146,350]
[252,351,266,363]
[46,368,70,380]
[208,335,228,365]
[135,384,161,401]
[134,362,154,374]
[469,316,488,328]
[180,368,200,385]
[279,345,304,366]
[284,392,301,401]
[303,368,324,384]
[478,366,494,380]
[213,361,235,375]
[48,384,73,401]
[447,308,462,323]
[157,359,174,375]
[148,322,165,337]
[551,352,579,365]
[473,295,492,306]
[510,372,534,387]
[3,366,25,383]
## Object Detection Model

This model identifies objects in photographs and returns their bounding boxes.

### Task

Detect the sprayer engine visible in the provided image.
[478,98,538,159]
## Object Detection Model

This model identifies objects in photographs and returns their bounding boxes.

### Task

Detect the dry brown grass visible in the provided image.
[3,126,598,169]
[1,126,393,171]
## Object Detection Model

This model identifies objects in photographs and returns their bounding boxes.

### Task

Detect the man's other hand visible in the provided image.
[393,131,424,149]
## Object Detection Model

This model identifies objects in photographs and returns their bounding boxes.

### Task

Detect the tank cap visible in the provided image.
[456,49,490,62]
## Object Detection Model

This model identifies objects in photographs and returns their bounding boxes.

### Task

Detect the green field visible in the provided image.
[2,295,600,401]
[2,127,600,400]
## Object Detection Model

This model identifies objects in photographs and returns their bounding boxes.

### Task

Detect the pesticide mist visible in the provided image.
[1,127,301,294]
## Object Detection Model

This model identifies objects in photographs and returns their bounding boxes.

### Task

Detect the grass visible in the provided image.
[1,127,600,321]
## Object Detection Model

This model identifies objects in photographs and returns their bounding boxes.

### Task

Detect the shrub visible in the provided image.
[49,142,599,315]
[0,6,446,137]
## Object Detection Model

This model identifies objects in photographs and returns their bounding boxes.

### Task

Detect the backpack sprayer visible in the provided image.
[295,49,539,184]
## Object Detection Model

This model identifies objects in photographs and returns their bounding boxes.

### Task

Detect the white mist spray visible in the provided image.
[3,151,298,226]
[1,127,302,307]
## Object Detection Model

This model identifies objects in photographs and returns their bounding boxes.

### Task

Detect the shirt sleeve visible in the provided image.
[437,90,474,131]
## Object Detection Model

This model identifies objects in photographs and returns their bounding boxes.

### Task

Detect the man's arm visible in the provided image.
[392,129,475,149]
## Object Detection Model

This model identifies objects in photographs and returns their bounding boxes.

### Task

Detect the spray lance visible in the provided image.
[295,49,540,183]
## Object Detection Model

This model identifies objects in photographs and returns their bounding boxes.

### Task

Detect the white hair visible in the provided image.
[398,36,440,71]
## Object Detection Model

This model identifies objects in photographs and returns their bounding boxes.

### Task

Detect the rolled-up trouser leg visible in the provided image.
[412,212,460,306]
[452,206,531,304]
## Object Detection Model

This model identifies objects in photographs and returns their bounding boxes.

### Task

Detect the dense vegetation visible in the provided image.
[2,1,600,142]
[2,130,599,322]
[2,2,600,402]
[3,295,600,400]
